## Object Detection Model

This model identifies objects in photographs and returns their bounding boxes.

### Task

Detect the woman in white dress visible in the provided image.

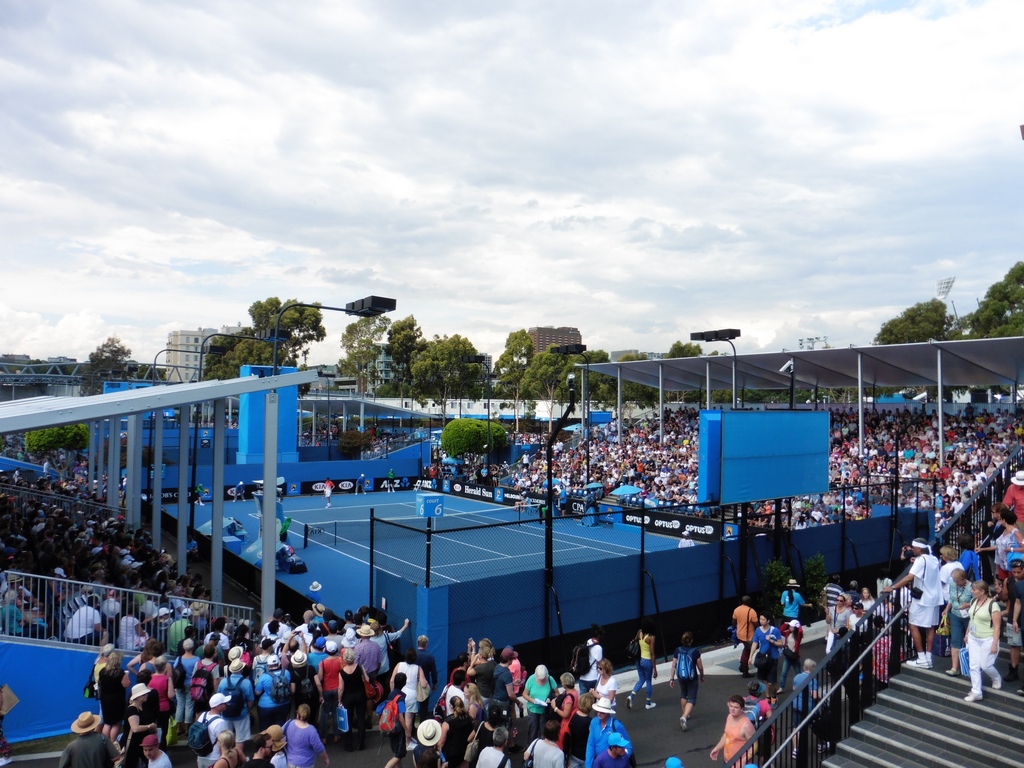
[593,658,618,707]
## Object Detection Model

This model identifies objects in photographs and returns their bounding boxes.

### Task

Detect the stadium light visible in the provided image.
[271,298,397,374]
[936,276,956,301]
[690,329,741,408]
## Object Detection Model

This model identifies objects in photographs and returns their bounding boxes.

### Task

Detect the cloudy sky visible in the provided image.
[2,0,1022,367]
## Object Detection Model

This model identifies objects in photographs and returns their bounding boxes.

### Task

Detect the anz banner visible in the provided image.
[620,508,722,542]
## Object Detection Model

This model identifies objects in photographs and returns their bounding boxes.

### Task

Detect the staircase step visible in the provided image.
[852,717,1003,768]
[876,688,1024,750]
[823,755,871,768]
[835,736,929,768]
[890,667,1024,732]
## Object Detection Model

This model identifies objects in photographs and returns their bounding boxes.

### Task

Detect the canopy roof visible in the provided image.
[587,337,1024,392]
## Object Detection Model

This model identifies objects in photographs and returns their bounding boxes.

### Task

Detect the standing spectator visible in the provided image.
[731,596,758,678]
[195,694,232,768]
[173,639,198,740]
[254,655,292,730]
[708,695,755,766]
[475,725,509,768]
[585,698,629,768]
[372,617,410,698]
[884,538,942,668]
[669,631,703,731]
[122,684,157,768]
[376,672,408,768]
[65,594,104,645]
[466,640,496,709]
[943,569,972,677]
[778,620,804,690]
[140,734,170,768]
[490,647,516,721]
[149,658,175,749]
[524,720,566,768]
[752,614,784,686]
[390,648,428,748]
[780,579,805,623]
[217,659,254,745]
[593,660,618,708]
[825,594,852,654]
[577,625,604,694]
[522,665,558,745]
[964,580,1002,702]
[414,635,439,708]
[789,660,819,758]
[282,705,328,768]
[339,648,369,752]
[97,650,129,746]
[58,713,118,768]
[288,652,320,731]
[625,618,657,711]
[317,641,342,742]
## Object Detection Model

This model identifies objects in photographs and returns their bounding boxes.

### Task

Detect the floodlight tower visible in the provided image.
[937,276,958,321]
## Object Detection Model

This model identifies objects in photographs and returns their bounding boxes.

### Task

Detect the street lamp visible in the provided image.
[269,296,397,375]
[690,329,741,408]
[554,344,589,485]
[544,371,577,658]
[317,368,333,461]
[461,355,492,479]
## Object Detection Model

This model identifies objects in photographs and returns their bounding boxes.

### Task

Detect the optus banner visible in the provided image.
[620,508,722,542]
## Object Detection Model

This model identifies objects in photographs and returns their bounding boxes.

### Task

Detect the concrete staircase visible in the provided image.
[824,661,1024,768]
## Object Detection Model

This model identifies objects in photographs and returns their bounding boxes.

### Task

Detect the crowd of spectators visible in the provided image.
[499,406,1021,529]
[0,472,224,648]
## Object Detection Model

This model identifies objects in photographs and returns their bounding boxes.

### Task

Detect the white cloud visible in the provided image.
[1,0,1022,367]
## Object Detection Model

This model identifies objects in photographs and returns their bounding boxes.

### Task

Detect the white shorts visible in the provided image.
[229,714,251,742]
[909,602,940,629]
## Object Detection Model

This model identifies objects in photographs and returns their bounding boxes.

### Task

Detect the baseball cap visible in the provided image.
[608,733,631,749]
[209,693,230,708]
[500,646,517,662]
[665,759,683,768]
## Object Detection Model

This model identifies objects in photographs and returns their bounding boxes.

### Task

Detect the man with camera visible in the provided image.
[884,538,942,668]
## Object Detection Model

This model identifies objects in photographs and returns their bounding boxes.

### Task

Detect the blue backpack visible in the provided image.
[675,647,698,681]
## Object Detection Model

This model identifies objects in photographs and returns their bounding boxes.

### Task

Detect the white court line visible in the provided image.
[430,545,582,572]
[303,533,460,585]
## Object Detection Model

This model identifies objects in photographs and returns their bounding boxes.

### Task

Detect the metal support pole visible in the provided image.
[706,362,711,410]
[106,419,119,506]
[937,348,945,467]
[177,415,189,569]
[616,368,623,439]
[152,413,164,550]
[211,398,226,604]
[857,353,864,458]
[127,413,142,527]
[425,516,433,589]
[261,393,279,622]
[658,364,664,444]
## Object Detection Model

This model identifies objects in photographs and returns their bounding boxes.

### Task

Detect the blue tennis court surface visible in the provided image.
[171,490,678,613]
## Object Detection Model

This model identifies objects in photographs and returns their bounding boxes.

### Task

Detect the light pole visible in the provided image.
[690,329,741,408]
[554,344,589,485]
[544,371,577,659]
[269,296,397,375]
[317,368,333,461]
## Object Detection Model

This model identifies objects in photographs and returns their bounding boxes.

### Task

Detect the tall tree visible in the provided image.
[962,262,1024,338]
[666,340,703,358]
[85,336,133,394]
[522,347,575,432]
[387,315,427,400]
[410,335,480,419]
[248,297,327,367]
[494,330,535,432]
[874,299,956,345]
[339,316,393,394]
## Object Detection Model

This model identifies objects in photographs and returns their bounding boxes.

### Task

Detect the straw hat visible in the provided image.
[417,719,442,747]
[229,659,245,674]
[291,651,307,668]
[71,712,102,734]
[356,624,375,637]
[130,683,152,701]
[262,725,287,752]
[592,697,615,714]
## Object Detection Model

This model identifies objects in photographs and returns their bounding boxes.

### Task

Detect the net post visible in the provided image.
[303,522,309,549]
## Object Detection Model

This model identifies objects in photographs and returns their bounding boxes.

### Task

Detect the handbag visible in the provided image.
[84,670,96,699]
[166,716,178,746]
[753,651,770,669]
[417,680,431,703]
[782,646,799,662]
[523,739,540,768]
[464,723,484,763]
[627,635,641,660]
[959,646,970,677]
[936,614,950,637]
[335,704,350,733]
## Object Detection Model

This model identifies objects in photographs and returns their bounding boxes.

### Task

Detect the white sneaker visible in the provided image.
[906,657,932,669]
[680,716,687,731]
[964,692,983,703]
[992,677,1003,690]
[645,701,657,710]
[0,756,12,767]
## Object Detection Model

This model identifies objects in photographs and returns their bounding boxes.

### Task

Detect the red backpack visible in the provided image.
[378,694,401,734]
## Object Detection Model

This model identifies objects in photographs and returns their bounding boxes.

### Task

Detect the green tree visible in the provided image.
[25,423,90,455]
[874,299,956,345]
[440,418,509,457]
[410,335,480,419]
[387,316,427,400]
[523,347,576,431]
[962,262,1024,338]
[85,336,133,394]
[666,341,703,358]
[337,429,374,459]
[494,330,535,432]
[339,316,393,394]
[248,297,327,366]
[203,336,276,380]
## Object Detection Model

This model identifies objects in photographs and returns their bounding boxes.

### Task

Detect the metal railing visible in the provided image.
[0,570,255,652]
[0,479,116,521]
[729,594,907,767]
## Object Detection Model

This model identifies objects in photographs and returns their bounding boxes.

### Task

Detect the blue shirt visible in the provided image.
[792,671,817,712]
[753,626,782,659]
[585,716,630,768]
[217,673,255,710]
[254,670,291,708]
[780,589,805,619]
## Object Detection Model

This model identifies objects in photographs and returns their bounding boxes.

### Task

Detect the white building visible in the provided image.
[165,324,244,382]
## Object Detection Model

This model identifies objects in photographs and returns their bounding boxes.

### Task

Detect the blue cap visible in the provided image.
[607,733,631,750]
[665,759,683,768]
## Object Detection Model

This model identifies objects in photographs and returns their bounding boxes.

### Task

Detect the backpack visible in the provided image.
[743,696,765,727]
[172,658,186,690]
[432,685,450,721]
[222,675,245,719]
[270,671,290,703]
[252,656,269,682]
[675,647,697,681]
[298,668,316,700]
[378,693,401,734]
[570,643,591,679]
[190,663,214,706]
[187,714,220,755]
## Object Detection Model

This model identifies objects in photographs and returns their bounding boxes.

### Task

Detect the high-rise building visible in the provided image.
[165,324,244,382]
[527,326,582,353]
